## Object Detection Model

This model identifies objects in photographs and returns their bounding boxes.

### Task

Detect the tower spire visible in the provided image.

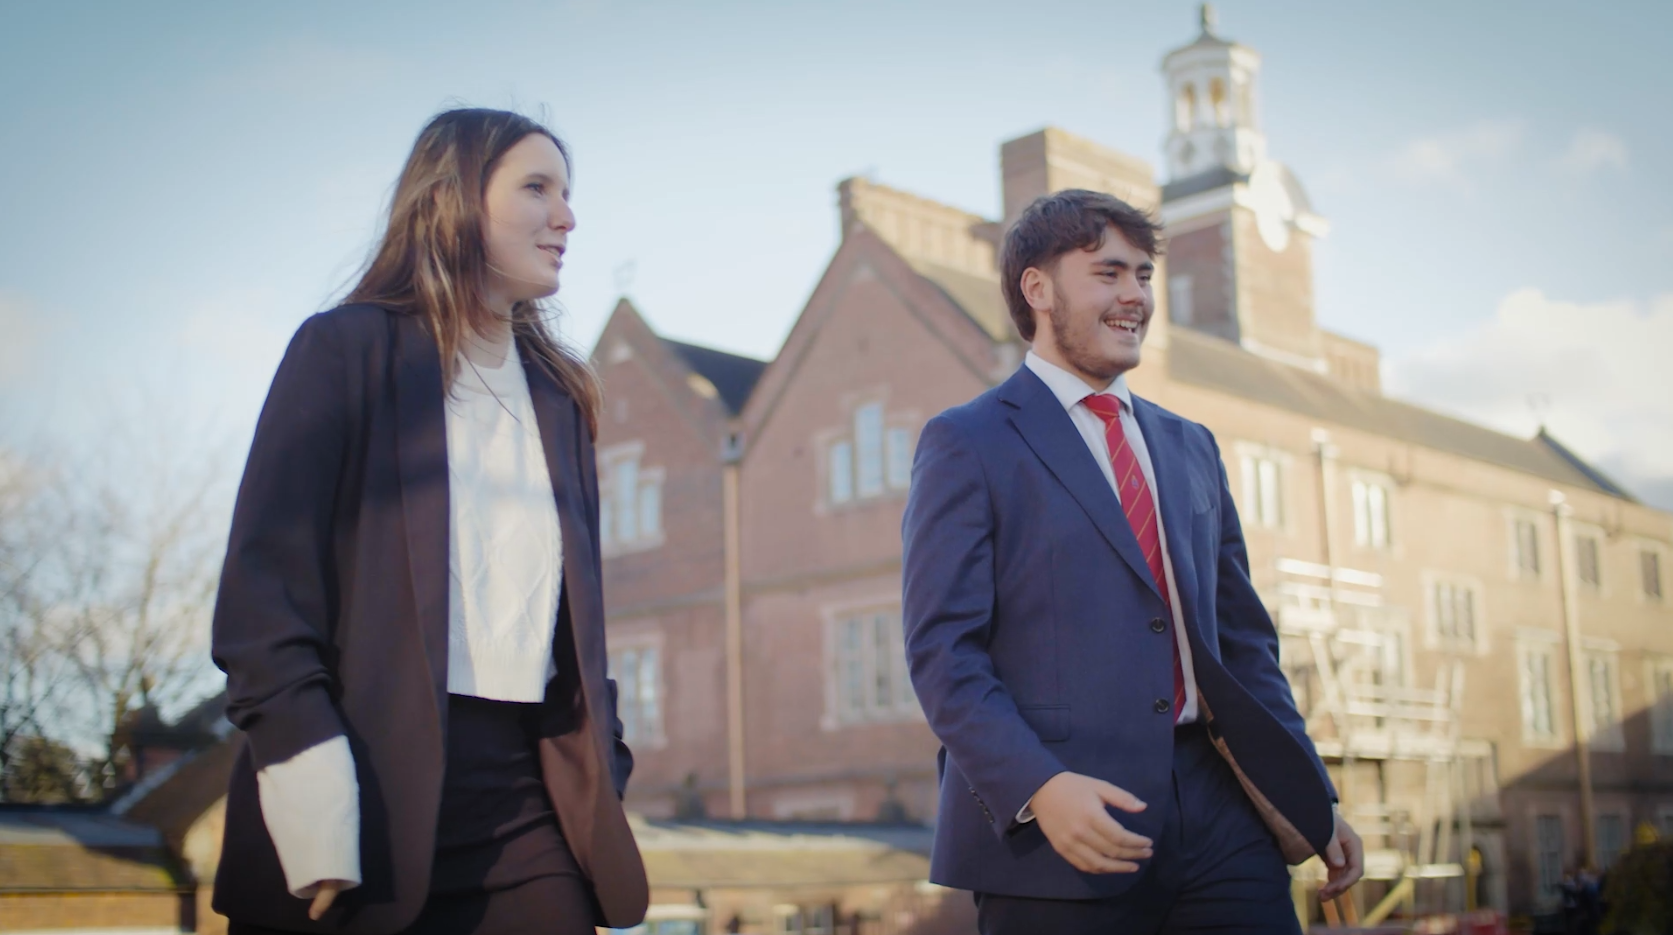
[1161,6,1264,180]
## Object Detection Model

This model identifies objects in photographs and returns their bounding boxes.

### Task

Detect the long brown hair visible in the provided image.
[347,108,601,435]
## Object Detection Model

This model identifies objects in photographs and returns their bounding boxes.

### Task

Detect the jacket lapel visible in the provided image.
[521,348,652,925]
[1131,398,1202,636]
[391,313,451,726]
[520,348,607,715]
[999,368,1162,603]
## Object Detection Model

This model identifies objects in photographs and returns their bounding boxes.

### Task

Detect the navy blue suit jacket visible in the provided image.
[901,365,1335,899]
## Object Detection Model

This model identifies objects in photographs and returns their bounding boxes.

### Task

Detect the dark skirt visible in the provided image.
[231,694,594,935]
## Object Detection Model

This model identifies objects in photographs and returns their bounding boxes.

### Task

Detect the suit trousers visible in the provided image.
[975,722,1302,935]
[230,695,594,935]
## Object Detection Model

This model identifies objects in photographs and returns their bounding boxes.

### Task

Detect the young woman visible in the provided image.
[210,109,647,934]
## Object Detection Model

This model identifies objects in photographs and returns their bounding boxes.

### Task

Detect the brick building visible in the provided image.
[595,9,1673,923]
[0,806,189,933]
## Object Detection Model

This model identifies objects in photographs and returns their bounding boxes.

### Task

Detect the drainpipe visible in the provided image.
[1311,431,1349,767]
[723,434,747,818]
[1551,490,1597,871]
[1312,429,1340,578]
[1312,429,1359,915]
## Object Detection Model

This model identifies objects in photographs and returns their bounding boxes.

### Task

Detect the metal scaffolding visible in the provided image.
[1272,557,1475,925]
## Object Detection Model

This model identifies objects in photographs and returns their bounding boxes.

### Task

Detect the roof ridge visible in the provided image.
[661,337,768,364]
[1166,329,1637,501]
[1536,428,1637,502]
[661,338,770,417]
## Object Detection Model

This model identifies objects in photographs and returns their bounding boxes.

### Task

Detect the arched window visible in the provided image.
[1176,83,1197,131]
[1209,77,1229,127]
[1237,81,1254,127]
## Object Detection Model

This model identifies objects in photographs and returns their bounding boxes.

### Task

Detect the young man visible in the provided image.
[902,190,1363,933]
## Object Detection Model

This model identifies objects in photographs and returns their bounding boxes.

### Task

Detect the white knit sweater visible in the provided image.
[442,350,562,701]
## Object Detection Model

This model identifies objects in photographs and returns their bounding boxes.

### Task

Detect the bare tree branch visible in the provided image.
[0,420,232,801]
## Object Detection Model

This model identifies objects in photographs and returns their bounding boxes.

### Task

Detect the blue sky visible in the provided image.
[2,0,1670,507]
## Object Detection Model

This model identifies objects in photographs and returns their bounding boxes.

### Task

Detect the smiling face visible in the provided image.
[1023,224,1156,387]
[481,133,574,313]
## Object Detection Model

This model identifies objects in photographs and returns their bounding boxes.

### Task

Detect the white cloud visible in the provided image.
[1386,119,1525,188]
[0,293,45,385]
[1386,288,1673,510]
[1556,128,1628,175]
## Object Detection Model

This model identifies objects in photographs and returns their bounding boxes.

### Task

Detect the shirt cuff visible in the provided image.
[1017,799,1036,824]
[256,734,362,898]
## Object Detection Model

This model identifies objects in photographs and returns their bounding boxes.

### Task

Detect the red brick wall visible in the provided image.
[1231,206,1320,361]
[735,242,996,820]
[593,304,734,813]
[595,315,729,607]
[1164,218,1236,343]
[0,891,184,930]
[614,604,729,816]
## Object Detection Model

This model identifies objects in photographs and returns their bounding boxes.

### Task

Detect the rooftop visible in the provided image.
[0,806,183,892]
[663,339,768,417]
[630,816,933,889]
[1165,327,1633,500]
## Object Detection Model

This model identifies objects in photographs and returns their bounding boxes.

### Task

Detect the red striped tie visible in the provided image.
[1082,393,1187,721]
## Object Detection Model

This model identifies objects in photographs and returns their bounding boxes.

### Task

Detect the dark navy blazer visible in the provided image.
[901,365,1335,900]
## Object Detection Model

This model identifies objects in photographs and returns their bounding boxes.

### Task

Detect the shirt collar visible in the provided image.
[1024,350,1132,414]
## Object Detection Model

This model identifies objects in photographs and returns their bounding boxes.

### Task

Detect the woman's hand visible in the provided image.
[309,881,349,920]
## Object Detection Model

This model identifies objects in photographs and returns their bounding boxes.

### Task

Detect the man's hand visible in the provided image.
[1027,771,1153,874]
[1319,810,1364,901]
[309,881,349,921]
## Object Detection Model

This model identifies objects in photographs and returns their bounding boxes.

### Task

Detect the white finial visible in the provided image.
[1527,392,1551,432]
[1163,1,1264,181]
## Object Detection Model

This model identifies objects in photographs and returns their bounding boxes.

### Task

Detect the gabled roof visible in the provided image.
[738,174,1643,510]
[108,691,232,822]
[663,340,767,417]
[738,225,1002,439]
[1536,429,1636,502]
[595,297,769,425]
[118,740,238,852]
[0,806,182,892]
[1167,328,1636,500]
[907,258,1013,342]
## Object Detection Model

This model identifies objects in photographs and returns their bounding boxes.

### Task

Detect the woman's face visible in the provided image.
[482,133,574,311]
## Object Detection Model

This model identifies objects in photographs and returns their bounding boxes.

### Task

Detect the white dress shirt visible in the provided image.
[256,349,564,898]
[1018,351,1202,821]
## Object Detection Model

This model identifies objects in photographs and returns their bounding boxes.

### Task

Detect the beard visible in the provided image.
[1048,291,1130,383]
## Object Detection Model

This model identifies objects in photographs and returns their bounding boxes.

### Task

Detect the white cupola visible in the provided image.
[1161,4,1266,181]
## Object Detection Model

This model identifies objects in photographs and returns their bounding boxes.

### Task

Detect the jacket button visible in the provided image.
[1154,698,1171,714]
[1150,617,1166,633]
